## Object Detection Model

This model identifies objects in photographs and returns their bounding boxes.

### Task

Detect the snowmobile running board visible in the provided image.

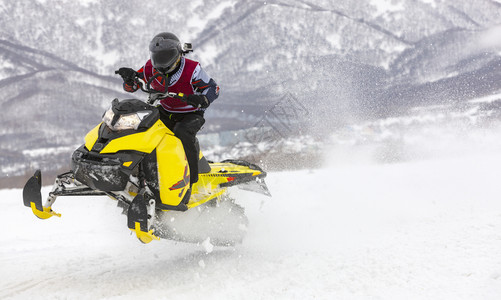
[22,170,108,219]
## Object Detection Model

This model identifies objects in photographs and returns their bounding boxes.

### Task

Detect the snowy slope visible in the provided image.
[1,153,501,299]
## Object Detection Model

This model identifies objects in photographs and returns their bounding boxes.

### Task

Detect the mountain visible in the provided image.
[1,0,500,184]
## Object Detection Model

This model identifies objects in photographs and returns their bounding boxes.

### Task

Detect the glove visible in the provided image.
[123,81,138,92]
[185,94,210,108]
[116,67,137,85]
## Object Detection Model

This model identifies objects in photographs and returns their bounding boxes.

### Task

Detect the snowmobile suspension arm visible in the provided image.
[23,170,118,219]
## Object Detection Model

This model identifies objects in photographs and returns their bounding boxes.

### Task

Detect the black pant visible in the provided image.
[159,109,205,185]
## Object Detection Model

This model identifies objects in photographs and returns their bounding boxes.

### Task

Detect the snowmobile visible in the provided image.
[22,74,271,245]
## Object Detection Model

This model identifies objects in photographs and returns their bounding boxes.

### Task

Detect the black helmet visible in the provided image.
[149,32,182,74]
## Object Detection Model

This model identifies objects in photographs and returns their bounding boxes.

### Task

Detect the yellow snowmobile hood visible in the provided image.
[84,120,173,154]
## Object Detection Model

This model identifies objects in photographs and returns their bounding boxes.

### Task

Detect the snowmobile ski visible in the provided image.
[23,170,61,219]
[127,189,160,243]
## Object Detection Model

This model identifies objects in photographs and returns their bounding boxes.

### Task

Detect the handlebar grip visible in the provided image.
[168,92,187,101]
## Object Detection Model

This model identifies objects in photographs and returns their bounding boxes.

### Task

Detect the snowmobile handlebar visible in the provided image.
[115,69,186,105]
[137,75,187,105]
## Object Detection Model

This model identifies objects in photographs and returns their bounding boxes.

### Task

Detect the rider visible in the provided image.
[116,32,219,186]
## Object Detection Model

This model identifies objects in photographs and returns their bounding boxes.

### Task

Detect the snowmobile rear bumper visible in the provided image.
[217,159,272,196]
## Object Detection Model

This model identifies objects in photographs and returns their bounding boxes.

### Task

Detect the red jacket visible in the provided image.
[124,57,219,113]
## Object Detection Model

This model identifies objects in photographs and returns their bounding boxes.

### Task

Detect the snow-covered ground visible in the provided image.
[1,150,501,299]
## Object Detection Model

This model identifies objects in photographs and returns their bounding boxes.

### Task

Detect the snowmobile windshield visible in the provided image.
[102,107,152,131]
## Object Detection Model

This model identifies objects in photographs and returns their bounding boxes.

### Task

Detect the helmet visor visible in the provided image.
[151,49,181,74]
